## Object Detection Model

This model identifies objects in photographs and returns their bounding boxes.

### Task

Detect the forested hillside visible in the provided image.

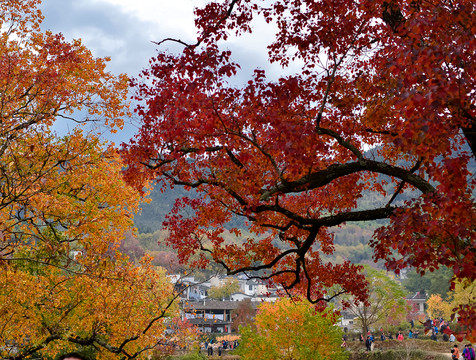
[132,146,475,269]
[130,183,455,298]
[132,185,389,267]
[133,186,187,234]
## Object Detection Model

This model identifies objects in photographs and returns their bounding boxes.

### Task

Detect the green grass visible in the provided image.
[153,339,457,360]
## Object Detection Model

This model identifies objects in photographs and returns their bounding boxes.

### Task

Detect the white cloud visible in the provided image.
[94,0,202,39]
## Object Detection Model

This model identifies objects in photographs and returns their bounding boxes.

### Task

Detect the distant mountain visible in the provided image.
[133,185,191,234]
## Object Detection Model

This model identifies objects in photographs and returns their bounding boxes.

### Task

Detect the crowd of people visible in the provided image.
[54,317,473,359]
[360,329,416,351]
[355,320,475,360]
[202,338,239,356]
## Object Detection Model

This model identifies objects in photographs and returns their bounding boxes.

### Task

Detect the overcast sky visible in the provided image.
[39,0,198,143]
[40,0,202,78]
[39,0,284,143]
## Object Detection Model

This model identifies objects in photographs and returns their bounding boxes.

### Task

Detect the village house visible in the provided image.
[181,300,255,334]
[406,291,426,315]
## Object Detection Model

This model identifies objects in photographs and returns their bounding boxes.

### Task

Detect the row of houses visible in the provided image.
[168,274,427,334]
[169,274,280,302]
[168,274,277,333]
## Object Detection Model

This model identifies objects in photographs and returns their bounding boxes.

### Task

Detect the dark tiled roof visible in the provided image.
[340,311,356,319]
[184,300,241,310]
[184,299,258,311]
[406,292,426,300]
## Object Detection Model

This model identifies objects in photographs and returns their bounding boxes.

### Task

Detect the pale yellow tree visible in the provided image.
[448,279,476,340]
[345,266,408,334]
[450,279,476,310]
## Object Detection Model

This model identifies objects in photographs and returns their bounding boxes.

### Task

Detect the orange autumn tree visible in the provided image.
[0,1,182,359]
[122,0,476,333]
[0,139,180,360]
[167,317,201,351]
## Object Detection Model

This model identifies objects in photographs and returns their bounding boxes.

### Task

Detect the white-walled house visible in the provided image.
[229,292,252,302]
[169,274,279,301]
[241,279,269,296]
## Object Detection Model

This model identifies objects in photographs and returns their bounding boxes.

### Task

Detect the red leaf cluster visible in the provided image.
[122,0,476,334]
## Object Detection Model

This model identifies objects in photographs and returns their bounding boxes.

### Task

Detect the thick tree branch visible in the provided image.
[261,159,435,201]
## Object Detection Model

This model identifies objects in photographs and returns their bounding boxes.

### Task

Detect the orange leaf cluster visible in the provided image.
[0,1,183,359]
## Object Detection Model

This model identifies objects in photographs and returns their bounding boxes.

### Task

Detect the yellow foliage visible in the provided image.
[208,278,241,299]
[449,279,476,309]
[238,298,346,360]
[426,294,452,320]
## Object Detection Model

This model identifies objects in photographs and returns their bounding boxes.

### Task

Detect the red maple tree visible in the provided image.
[122,0,475,334]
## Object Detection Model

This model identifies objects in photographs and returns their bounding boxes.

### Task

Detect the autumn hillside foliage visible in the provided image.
[123,0,476,338]
[0,1,179,359]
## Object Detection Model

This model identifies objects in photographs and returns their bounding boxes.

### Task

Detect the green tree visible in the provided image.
[403,267,452,300]
[346,266,408,334]
[208,278,241,300]
[238,298,346,360]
